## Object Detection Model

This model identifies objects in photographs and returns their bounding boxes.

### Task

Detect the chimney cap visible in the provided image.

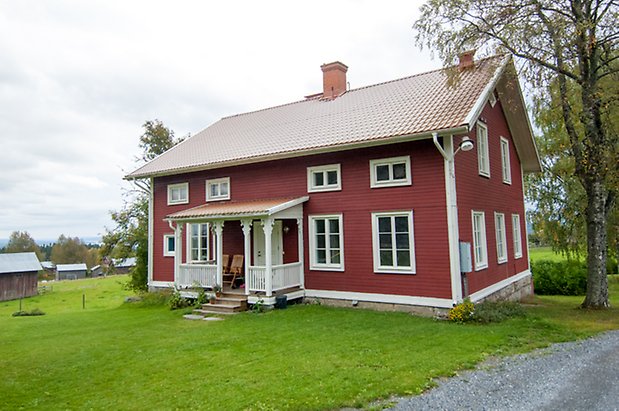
[321,61,349,72]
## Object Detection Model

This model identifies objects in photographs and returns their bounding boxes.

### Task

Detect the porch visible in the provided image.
[167,197,309,299]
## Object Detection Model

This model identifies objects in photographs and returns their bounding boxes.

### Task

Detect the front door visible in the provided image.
[253,220,283,266]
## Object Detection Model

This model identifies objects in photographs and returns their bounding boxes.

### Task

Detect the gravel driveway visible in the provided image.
[389,330,619,411]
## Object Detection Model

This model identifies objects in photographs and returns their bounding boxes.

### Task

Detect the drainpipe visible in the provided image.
[432,132,464,304]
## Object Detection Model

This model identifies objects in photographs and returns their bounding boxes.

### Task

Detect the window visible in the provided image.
[309,215,344,270]
[206,177,230,201]
[495,212,507,263]
[477,122,490,177]
[167,183,188,205]
[512,214,523,259]
[500,137,511,184]
[163,234,175,257]
[370,156,411,188]
[307,164,341,192]
[187,223,210,262]
[371,211,416,274]
[472,211,488,270]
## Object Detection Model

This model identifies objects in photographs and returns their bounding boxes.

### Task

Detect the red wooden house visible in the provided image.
[127,53,540,312]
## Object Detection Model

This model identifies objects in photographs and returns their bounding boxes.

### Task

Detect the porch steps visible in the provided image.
[192,292,248,316]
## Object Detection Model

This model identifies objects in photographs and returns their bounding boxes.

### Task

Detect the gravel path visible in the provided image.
[389,330,619,411]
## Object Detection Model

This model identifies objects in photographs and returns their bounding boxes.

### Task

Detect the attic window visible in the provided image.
[370,156,411,188]
[206,177,230,201]
[307,164,341,192]
[167,183,189,205]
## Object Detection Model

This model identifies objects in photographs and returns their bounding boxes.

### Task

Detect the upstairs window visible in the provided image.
[309,214,344,270]
[477,122,490,177]
[206,177,230,201]
[188,223,210,262]
[163,234,175,257]
[371,211,416,274]
[495,212,507,264]
[500,137,512,184]
[307,164,341,193]
[167,183,189,205]
[472,211,488,270]
[512,214,523,259]
[370,156,411,188]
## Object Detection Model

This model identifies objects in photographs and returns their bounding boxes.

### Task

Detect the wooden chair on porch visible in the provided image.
[223,255,244,289]
[221,254,231,275]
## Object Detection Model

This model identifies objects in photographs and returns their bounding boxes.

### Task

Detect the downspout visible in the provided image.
[432,133,464,304]
[148,177,154,289]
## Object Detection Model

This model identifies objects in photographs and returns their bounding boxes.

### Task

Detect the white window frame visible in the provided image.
[371,211,416,274]
[369,156,412,188]
[167,182,189,205]
[500,137,512,184]
[495,212,508,264]
[186,223,210,262]
[163,234,175,257]
[472,211,488,270]
[512,214,523,259]
[307,164,342,193]
[205,177,230,202]
[477,122,490,177]
[308,214,344,271]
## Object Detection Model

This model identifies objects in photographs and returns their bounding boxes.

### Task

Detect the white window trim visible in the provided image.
[163,234,175,257]
[205,177,230,202]
[371,211,416,274]
[495,212,508,264]
[186,223,210,263]
[307,164,342,193]
[512,214,523,259]
[167,182,189,205]
[500,137,512,184]
[308,214,345,271]
[477,122,490,178]
[472,211,488,271]
[369,156,412,188]
[488,92,497,107]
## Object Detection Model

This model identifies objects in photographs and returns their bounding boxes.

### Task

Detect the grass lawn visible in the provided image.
[1,275,618,410]
[528,246,570,262]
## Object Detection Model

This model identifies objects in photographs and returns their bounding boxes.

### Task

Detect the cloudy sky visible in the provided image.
[0,0,438,242]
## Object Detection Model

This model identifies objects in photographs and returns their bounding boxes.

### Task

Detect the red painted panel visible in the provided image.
[151,139,453,299]
[455,100,530,295]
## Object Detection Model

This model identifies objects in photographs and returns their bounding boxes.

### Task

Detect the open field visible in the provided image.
[1,275,618,410]
[528,246,570,262]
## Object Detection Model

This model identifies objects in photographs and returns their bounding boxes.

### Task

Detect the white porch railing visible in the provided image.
[247,262,302,293]
[177,263,217,288]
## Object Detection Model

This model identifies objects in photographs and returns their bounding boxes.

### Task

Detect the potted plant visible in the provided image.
[208,293,217,304]
[212,284,222,297]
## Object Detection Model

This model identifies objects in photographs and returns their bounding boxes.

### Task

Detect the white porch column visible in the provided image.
[212,221,224,287]
[262,217,274,297]
[297,217,305,289]
[241,219,252,296]
[173,222,183,283]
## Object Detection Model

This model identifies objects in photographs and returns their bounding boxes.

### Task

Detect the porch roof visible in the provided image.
[166,196,309,221]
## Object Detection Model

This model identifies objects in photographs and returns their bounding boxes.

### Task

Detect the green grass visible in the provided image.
[528,246,570,262]
[1,275,618,410]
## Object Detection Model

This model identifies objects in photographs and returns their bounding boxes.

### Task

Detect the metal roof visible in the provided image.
[56,263,88,272]
[127,55,539,179]
[166,197,309,221]
[0,252,42,274]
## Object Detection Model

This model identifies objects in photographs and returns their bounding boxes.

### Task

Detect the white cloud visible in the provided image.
[0,0,435,241]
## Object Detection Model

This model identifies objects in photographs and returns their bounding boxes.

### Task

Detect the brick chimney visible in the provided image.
[458,50,476,70]
[320,61,348,99]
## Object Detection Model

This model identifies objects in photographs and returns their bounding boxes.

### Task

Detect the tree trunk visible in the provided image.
[582,179,609,308]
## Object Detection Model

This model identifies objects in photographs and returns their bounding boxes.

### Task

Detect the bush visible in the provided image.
[448,299,475,323]
[472,300,526,323]
[168,290,192,310]
[532,259,587,295]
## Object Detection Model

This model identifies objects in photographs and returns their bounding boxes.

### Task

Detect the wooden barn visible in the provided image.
[56,263,88,280]
[0,252,42,301]
[126,53,540,313]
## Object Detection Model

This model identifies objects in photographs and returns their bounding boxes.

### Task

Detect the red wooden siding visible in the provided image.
[455,100,530,295]
[152,139,453,299]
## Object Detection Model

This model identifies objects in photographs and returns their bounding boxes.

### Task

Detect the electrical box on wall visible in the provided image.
[459,242,473,273]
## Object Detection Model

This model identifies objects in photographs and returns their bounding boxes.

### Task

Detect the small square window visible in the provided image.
[163,234,175,257]
[307,164,341,193]
[370,156,412,188]
[206,177,230,201]
[167,183,189,205]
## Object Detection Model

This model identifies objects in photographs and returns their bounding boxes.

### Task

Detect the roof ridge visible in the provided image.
[218,54,508,121]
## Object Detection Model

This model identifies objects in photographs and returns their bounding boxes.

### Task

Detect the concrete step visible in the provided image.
[197,303,245,314]
[194,307,239,315]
